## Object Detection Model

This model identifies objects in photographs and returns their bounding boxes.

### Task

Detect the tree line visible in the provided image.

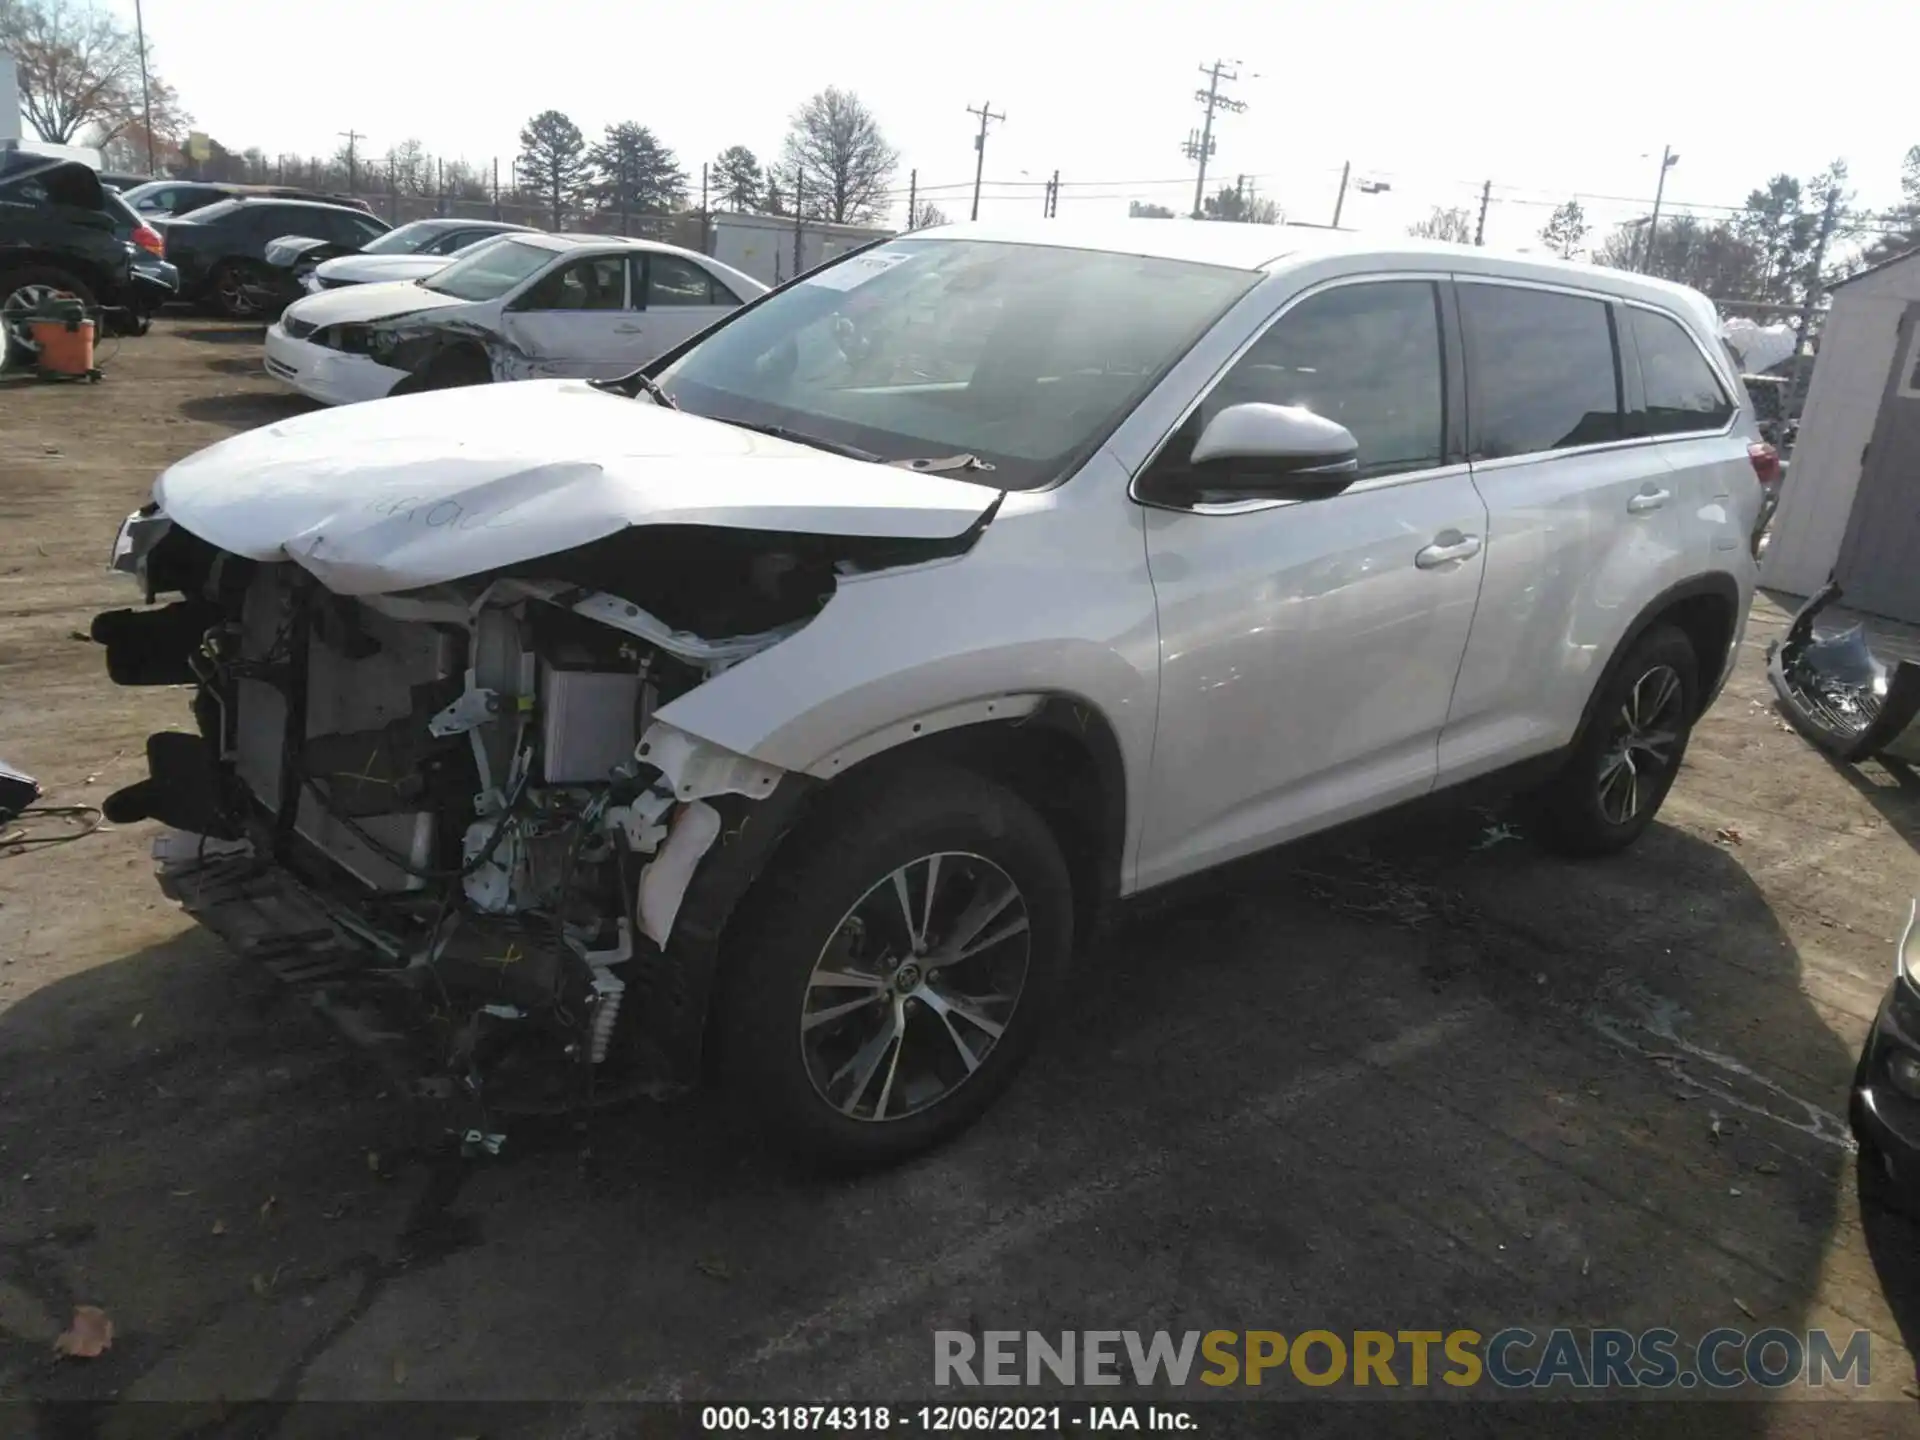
[1405,151,1920,318]
[1,0,909,230]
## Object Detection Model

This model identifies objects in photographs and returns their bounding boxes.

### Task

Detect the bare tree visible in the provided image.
[1408,206,1476,244]
[909,200,950,229]
[1129,200,1177,219]
[1200,183,1279,225]
[515,109,592,230]
[383,138,432,196]
[1539,199,1589,258]
[781,87,898,224]
[1,0,189,147]
[1592,214,1768,303]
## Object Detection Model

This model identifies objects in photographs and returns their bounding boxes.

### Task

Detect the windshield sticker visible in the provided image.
[803,251,914,292]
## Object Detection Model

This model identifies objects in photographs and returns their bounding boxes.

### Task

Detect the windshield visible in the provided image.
[654,238,1257,490]
[422,239,557,302]
[363,221,448,256]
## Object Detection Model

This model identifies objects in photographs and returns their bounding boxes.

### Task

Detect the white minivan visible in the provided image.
[99,220,1765,1165]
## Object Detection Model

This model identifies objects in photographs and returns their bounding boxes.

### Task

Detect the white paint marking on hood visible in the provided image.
[154,380,1003,596]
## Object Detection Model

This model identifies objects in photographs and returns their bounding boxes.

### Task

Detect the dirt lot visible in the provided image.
[3,319,1920,1433]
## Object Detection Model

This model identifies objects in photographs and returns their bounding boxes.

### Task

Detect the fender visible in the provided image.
[1567,571,1743,754]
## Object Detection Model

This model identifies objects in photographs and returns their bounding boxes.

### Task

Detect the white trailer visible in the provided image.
[707,211,894,289]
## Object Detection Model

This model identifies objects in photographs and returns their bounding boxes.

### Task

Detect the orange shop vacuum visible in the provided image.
[27,293,102,382]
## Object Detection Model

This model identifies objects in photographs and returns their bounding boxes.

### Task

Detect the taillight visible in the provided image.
[1748,441,1781,488]
[133,224,164,256]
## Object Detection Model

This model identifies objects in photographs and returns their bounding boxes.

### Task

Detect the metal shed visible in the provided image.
[1761,248,1920,620]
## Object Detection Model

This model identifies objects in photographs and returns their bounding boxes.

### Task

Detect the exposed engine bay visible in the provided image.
[91,512,979,1114]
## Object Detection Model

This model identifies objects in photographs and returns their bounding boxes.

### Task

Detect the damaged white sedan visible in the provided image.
[262,232,764,407]
[96,220,1760,1164]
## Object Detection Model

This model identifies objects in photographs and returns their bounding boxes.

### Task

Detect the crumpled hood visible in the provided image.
[154,380,1004,595]
[281,278,467,328]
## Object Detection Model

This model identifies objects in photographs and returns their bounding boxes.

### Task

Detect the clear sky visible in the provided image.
[107,0,1909,253]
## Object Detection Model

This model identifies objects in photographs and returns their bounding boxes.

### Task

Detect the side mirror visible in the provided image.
[1187,403,1360,500]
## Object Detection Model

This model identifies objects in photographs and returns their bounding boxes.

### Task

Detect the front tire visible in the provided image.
[207,261,259,319]
[1532,624,1700,857]
[718,766,1074,1169]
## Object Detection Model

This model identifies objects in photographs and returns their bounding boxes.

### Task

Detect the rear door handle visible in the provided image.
[1415,534,1482,569]
[1628,488,1671,514]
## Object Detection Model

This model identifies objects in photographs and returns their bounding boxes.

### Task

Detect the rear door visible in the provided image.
[497,252,633,378]
[615,252,743,364]
[1619,302,1759,565]
[1438,279,1690,783]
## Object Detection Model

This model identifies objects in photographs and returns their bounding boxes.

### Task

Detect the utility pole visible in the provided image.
[793,170,805,278]
[1474,179,1492,246]
[1044,170,1060,218]
[1331,160,1351,228]
[700,161,710,253]
[1187,60,1246,218]
[906,169,917,228]
[492,157,500,220]
[1642,145,1679,273]
[1786,184,1842,421]
[339,130,363,195]
[132,0,156,174]
[966,101,1005,221]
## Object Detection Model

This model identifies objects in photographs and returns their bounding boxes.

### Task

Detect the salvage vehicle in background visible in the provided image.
[301,233,516,293]
[0,153,136,368]
[255,217,536,309]
[159,198,389,318]
[122,180,374,219]
[94,221,1764,1165]
[102,186,179,335]
[261,232,763,405]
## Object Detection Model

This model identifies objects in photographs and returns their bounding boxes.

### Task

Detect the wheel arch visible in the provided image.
[0,252,111,297]
[1570,572,1742,752]
[650,694,1131,1087]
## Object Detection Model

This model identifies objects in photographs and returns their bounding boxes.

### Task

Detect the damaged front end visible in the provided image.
[91,509,968,1113]
[1767,580,1920,766]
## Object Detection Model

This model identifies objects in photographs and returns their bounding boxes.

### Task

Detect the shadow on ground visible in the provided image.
[0,792,1878,1427]
[171,324,266,346]
[177,393,318,428]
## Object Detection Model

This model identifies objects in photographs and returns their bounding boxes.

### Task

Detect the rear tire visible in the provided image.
[717,765,1074,1170]
[0,266,96,369]
[1531,625,1700,857]
[207,261,259,319]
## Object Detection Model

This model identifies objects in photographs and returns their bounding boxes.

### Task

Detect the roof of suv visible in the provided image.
[919,217,1724,329]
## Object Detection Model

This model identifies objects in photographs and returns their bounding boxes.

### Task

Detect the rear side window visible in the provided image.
[1628,308,1734,436]
[1461,284,1622,458]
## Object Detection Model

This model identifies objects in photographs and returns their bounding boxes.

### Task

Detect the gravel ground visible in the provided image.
[2,319,1919,1436]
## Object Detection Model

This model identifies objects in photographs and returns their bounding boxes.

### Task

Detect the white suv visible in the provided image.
[94,220,1764,1166]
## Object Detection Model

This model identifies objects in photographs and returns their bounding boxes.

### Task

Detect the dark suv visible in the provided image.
[122,180,374,219]
[0,154,136,367]
[160,198,389,317]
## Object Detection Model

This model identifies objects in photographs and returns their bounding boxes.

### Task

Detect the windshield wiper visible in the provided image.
[718,418,881,463]
[631,373,678,410]
[888,453,997,475]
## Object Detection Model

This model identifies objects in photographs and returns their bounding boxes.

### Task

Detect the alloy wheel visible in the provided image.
[1597,663,1685,825]
[799,851,1032,1123]
[216,271,258,317]
[1,284,58,357]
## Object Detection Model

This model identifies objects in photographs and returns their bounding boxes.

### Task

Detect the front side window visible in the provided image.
[1149,280,1447,493]
[517,255,627,311]
[655,238,1257,490]
[1461,284,1621,458]
[1629,308,1734,436]
[423,240,563,302]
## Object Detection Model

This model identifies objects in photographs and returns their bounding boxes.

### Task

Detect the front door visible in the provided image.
[498,253,634,379]
[1135,277,1488,891]
[1836,303,1920,622]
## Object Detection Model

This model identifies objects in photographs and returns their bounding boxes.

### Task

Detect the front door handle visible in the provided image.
[1415,534,1483,569]
[1628,488,1671,514]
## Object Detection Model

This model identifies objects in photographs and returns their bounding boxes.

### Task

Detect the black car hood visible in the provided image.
[264,234,341,270]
